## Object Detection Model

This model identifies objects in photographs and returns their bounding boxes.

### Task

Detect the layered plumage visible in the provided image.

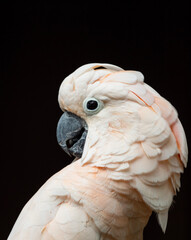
[8,63,188,240]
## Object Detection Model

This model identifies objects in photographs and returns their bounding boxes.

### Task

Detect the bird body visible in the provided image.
[8,161,151,240]
[8,63,188,240]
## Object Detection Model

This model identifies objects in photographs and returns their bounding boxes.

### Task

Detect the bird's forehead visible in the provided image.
[58,63,146,115]
[58,67,116,113]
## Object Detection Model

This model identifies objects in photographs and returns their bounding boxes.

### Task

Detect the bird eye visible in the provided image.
[83,97,103,115]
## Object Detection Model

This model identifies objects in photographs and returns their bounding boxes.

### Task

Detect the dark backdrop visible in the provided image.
[1,1,190,240]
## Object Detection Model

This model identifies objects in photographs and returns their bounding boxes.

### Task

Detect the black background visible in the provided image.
[1,1,190,240]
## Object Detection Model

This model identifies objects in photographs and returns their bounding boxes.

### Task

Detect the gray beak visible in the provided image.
[56,111,88,158]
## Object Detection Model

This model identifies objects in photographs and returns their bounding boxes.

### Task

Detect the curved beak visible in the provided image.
[56,111,88,159]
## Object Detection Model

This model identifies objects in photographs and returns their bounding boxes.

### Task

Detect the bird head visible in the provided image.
[57,63,153,163]
[57,63,188,233]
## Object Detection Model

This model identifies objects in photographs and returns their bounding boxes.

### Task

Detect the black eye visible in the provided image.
[83,97,104,115]
[86,100,98,110]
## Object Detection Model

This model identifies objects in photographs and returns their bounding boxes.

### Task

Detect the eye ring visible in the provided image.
[83,97,104,115]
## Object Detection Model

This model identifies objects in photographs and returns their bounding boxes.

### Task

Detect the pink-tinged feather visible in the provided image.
[171,119,188,167]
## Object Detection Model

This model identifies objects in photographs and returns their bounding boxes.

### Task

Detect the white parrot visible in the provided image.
[8,63,188,240]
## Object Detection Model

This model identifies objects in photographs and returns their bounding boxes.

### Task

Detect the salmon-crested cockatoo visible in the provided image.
[8,63,188,240]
